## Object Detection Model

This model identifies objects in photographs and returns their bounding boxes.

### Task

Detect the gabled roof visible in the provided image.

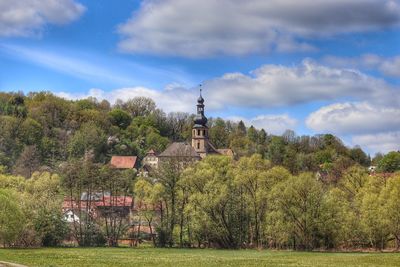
[96,196,133,207]
[158,142,200,158]
[146,149,157,155]
[110,156,137,169]
[217,148,235,157]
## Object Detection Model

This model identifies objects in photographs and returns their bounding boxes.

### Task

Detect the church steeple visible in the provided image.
[194,85,208,127]
[192,85,209,158]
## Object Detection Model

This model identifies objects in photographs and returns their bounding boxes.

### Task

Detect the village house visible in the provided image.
[110,155,138,170]
[62,156,137,225]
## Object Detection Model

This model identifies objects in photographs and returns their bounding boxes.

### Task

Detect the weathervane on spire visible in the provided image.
[199,83,202,97]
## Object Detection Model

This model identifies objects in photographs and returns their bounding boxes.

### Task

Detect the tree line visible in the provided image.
[136,155,400,250]
[0,91,400,249]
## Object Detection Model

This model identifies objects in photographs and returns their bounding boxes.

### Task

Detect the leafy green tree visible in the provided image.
[68,122,107,159]
[339,166,369,199]
[349,146,370,166]
[19,118,43,146]
[321,188,362,248]
[247,126,258,143]
[378,151,400,173]
[267,136,285,165]
[359,176,388,249]
[134,177,162,247]
[98,165,135,247]
[13,145,41,178]
[209,118,229,148]
[380,174,400,249]
[153,155,192,247]
[61,158,104,246]
[236,120,247,136]
[182,156,241,248]
[268,173,324,250]
[108,109,132,129]
[258,129,267,144]
[0,189,25,246]
[121,97,156,117]
[234,154,272,247]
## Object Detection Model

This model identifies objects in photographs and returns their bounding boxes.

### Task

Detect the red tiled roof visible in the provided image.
[63,196,133,209]
[96,196,133,207]
[110,156,137,169]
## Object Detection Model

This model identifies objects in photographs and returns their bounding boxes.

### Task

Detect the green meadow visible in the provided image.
[0,248,399,267]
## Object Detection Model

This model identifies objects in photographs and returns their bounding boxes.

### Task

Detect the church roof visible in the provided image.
[158,142,201,158]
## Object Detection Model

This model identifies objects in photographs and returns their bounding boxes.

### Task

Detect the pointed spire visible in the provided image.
[197,84,204,104]
[194,83,207,126]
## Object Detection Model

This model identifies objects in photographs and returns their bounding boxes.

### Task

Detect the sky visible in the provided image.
[0,0,399,155]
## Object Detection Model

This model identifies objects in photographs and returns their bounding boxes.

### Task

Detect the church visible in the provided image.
[142,90,233,170]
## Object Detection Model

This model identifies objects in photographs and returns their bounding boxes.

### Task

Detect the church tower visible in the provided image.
[192,87,209,158]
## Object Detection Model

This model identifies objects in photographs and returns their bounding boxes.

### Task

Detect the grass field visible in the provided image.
[0,248,400,267]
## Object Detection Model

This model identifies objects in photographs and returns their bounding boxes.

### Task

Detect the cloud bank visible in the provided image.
[0,0,85,37]
[118,0,400,57]
[324,54,400,78]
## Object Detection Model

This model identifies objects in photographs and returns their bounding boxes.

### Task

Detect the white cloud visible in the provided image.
[380,56,400,77]
[0,0,85,37]
[323,54,400,77]
[56,59,397,112]
[118,0,400,57]
[306,102,400,135]
[204,59,396,109]
[306,101,400,154]
[352,132,400,154]
[228,114,297,135]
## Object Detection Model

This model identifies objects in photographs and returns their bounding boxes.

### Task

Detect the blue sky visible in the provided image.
[0,0,399,155]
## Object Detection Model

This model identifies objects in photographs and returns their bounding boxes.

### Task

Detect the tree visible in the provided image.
[154,158,186,247]
[0,189,25,246]
[234,154,271,248]
[182,156,241,248]
[98,165,135,247]
[378,151,400,173]
[134,177,162,247]
[13,145,41,178]
[247,126,258,143]
[108,109,132,129]
[122,97,156,117]
[26,172,68,247]
[236,120,247,136]
[258,129,267,144]
[209,118,229,148]
[349,146,370,166]
[359,176,388,249]
[60,158,105,246]
[68,122,107,159]
[338,166,369,199]
[268,173,324,250]
[19,118,43,146]
[267,136,285,165]
[380,174,400,249]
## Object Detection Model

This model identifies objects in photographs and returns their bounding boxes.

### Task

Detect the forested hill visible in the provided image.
[0,91,393,178]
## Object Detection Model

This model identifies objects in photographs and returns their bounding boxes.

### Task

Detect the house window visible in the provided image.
[197,142,200,149]
[197,129,201,136]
